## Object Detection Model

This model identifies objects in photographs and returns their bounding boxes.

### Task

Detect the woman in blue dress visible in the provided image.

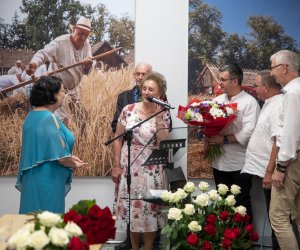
[16,76,87,214]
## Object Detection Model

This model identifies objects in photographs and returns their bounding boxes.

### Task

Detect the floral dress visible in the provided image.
[115,103,170,232]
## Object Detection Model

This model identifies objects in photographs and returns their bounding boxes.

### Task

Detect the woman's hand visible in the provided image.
[59,155,88,169]
[112,166,122,184]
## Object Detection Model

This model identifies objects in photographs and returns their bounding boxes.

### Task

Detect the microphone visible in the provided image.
[147,96,175,109]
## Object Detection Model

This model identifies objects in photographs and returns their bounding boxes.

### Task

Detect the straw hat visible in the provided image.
[69,17,92,32]
[16,60,22,64]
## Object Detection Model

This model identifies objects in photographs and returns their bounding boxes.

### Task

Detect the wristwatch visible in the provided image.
[223,135,229,144]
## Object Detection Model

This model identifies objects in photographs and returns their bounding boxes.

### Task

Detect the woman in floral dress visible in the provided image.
[112,71,170,250]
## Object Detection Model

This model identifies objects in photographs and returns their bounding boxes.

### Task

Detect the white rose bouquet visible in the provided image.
[7,211,88,250]
[161,182,259,250]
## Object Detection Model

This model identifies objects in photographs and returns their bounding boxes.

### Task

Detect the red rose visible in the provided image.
[64,210,79,223]
[187,233,199,245]
[201,240,212,250]
[232,227,241,238]
[233,212,243,223]
[88,205,102,219]
[221,238,232,249]
[67,237,88,250]
[223,228,236,240]
[243,214,251,224]
[77,215,91,231]
[219,211,230,221]
[206,214,217,224]
[204,224,217,236]
[245,224,254,234]
[251,232,259,242]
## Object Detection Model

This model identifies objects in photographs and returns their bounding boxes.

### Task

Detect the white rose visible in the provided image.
[194,193,209,207]
[167,208,182,221]
[199,181,209,191]
[183,204,195,215]
[22,222,35,233]
[160,190,171,202]
[234,205,247,216]
[29,230,50,249]
[218,184,229,195]
[48,227,69,247]
[64,221,83,237]
[226,107,233,115]
[208,190,220,201]
[188,221,202,232]
[38,211,63,227]
[183,182,196,193]
[175,188,188,199]
[169,192,181,203]
[230,184,241,195]
[225,195,236,206]
[7,228,31,249]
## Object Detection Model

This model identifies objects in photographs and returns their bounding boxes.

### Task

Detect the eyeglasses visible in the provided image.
[271,64,286,70]
[220,78,235,82]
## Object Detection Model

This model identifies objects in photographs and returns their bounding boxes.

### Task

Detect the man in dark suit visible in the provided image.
[111,62,153,133]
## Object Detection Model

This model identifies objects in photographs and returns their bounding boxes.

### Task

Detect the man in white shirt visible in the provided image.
[269,50,300,250]
[207,64,260,221]
[242,70,282,250]
[26,17,93,129]
[8,60,23,75]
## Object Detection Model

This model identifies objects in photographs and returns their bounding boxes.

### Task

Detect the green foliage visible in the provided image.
[70,199,96,214]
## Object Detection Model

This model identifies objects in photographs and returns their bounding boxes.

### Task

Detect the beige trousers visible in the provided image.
[270,152,300,250]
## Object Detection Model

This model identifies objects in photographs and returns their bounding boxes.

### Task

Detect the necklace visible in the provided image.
[140,102,156,116]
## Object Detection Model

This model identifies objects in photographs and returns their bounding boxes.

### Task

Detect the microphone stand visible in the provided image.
[105,107,168,250]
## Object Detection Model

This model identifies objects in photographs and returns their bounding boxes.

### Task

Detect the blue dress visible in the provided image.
[16,110,74,214]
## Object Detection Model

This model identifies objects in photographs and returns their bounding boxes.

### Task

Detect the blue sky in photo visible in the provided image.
[204,0,300,44]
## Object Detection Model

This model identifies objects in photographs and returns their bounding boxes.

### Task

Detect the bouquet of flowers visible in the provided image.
[177,99,237,160]
[8,211,88,250]
[7,200,116,250]
[64,199,116,244]
[161,182,259,250]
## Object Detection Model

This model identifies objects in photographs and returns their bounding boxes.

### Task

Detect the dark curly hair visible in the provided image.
[30,76,62,107]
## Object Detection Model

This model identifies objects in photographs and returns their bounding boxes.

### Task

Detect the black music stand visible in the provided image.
[142,139,187,205]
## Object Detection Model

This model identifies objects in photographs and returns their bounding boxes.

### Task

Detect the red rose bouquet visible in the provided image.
[64,199,116,245]
[177,99,237,160]
[161,182,259,250]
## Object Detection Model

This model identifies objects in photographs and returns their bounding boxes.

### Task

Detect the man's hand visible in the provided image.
[272,170,285,188]
[263,170,272,189]
[25,62,37,76]
[206,135,224,144]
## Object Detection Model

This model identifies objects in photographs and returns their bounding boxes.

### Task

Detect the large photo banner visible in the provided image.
[0,0,135,177]
[187,0,300,178]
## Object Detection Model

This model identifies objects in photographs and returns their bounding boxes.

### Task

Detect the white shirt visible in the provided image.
[242,94,282,177]
[276,77,300,162]
[212,91,261,171]
[31,34,92,91]
[8,66,22,75]
[0,75,19,89]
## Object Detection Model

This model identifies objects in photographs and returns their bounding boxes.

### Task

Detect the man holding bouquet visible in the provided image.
[207,63,260,220]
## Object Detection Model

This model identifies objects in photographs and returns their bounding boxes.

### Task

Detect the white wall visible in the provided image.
[0,0,270,242]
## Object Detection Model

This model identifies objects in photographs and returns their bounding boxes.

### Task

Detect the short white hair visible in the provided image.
[270,50,299,72]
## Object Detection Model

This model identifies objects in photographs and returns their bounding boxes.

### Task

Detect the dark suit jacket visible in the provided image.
[111,87,136,132]
[111,86,173,133]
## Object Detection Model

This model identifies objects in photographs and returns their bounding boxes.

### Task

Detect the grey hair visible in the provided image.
[257,70,281,91]
[270,50,299,72]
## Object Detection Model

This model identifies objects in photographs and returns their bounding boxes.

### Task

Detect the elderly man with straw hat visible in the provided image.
[26,17,94,130]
